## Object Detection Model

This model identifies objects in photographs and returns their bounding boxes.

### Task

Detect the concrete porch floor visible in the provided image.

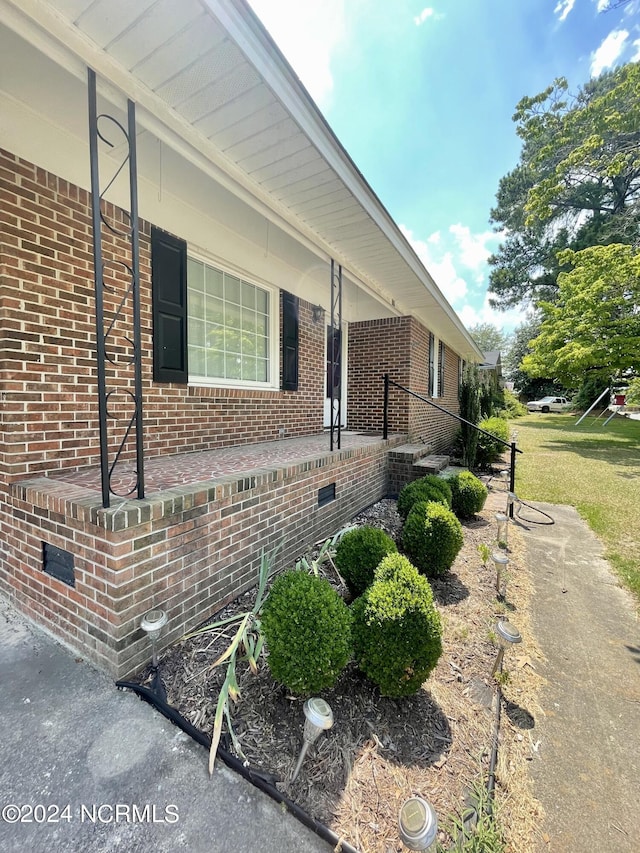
[51,431,400,497]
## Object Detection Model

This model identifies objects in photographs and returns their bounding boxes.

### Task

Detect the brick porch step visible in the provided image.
[388,443,434,463]
[412,454,450,474]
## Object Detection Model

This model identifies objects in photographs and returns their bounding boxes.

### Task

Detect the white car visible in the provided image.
[526,396,570,413]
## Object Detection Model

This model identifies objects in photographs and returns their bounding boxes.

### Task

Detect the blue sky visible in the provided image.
[249,0,640,334]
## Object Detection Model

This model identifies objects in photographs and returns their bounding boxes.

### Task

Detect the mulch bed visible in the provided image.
[136,483,544,852]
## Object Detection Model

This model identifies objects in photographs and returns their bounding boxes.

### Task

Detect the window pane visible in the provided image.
[225,274,241,304]
[225,302,241,329]
[208,350,224,377]
[188,258,271,384]
[225,353,241,379]
[256,358,268,382]
[205,266,223,298]
[188,259,204,292]
[189,318,205,347]
[190,347,206,376]
[205,296,224,325]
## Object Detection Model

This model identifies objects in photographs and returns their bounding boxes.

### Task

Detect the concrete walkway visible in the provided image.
[518,502,640,852]
[0,598,331,853]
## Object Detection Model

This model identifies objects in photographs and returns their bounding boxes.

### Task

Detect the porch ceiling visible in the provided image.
[1,0,483,360]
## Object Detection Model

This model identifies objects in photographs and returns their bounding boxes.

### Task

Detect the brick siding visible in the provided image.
[348,317,461,448]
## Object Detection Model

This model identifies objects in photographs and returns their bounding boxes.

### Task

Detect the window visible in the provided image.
[187,257,272,386]
[428,333,435,396]
[438,340,445,396]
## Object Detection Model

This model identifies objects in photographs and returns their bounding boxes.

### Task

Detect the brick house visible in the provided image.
[0,0,482,676]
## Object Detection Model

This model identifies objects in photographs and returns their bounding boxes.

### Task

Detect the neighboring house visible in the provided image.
[479,351,503,388]
[0,0,482,676]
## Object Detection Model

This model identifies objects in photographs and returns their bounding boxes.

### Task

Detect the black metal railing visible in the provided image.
[383,374,523,514]
[88,67,144,508]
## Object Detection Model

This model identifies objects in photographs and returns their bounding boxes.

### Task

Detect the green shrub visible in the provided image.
[397,475,452,520]
[446,470,488,519]
[334,526,397,597]
[503,388,527,418]
[402,500,464,577]
[352,554,443,696]
[261,570,352,695]
[459,365,481,467]
[476,416,510,467]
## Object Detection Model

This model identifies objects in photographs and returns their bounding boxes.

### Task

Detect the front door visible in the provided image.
[324,323,347,428]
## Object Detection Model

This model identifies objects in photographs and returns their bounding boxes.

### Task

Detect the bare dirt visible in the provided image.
[137,483,544,852]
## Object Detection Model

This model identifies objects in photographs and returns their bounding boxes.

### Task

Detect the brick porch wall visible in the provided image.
[0,436,403,677]
[0,149,325,485]
[347,317,461,449]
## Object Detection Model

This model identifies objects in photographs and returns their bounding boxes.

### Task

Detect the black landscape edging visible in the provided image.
[116,679,362,853]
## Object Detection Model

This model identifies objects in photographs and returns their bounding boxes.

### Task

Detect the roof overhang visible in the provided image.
[0,0,483,360]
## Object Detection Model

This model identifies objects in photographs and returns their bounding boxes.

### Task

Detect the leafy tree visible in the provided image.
[488,62,640,310]
[522,243,640,387]
[468,323,510,354]
[458,364,481,467]
[503,316,565,398]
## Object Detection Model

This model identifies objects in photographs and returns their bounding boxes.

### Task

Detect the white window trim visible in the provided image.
[186,248,280,391]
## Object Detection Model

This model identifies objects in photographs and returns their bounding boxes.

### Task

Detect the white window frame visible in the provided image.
[186,249,280,391]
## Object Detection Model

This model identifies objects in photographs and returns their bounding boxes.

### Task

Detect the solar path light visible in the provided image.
[398,797,438,850]
[291,697,334,782]
[491,619,522,678]
[140,609,168,668]
[492,551,509,598]
[495,512,508,547]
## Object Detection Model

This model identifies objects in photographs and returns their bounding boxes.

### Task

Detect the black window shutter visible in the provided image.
[281,291,299,391]
[151,226,188,384]
[428,333,435,396]
[439,340,445,396]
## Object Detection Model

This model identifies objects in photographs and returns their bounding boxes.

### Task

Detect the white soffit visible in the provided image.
[0,0,482,359]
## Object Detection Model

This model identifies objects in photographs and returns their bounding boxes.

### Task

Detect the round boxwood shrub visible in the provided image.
[352,554,443,697]
[476,416,510,467]
[334,526,397,597]
[261,570,352,695]
[402,500,464,577]
[397,475,452,520]
[446,470,488,519]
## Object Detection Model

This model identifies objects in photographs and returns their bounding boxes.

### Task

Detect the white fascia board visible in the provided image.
[212,0,481,356]
[0,0,400,320]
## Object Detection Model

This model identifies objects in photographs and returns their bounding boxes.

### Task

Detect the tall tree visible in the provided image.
[503,316,564,397]
[522,243,640,386]
[468,322,510,354]
[488,62,640,310]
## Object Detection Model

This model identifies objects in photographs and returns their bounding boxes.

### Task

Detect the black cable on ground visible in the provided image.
[116,680,361,853]
[515,499,555,526]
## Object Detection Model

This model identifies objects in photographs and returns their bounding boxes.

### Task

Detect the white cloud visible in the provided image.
[414,7,435,25]
[632,38,640,61]
[554,0,576,22]
[590,29,629,76]
[448,224,502,279]
[248,0,346,108]
[401,224,468,304]
[595,0,609,12]
[457,296,525,335]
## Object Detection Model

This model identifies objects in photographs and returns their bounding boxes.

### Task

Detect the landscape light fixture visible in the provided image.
[506,490,520,517]
[140,608,168,668]
[398,796,438,850]
[492,551,509,597]
[495,512,508,547]
[499,469,510,485]
[291,697,334,782]
[491,619,522,678]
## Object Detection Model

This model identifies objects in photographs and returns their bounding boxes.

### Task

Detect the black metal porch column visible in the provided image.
[88,68,144,508]
[329,260,343,451]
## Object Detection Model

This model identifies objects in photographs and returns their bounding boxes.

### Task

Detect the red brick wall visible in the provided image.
[1,436,402,677]
[0,150,325,484]
[348,317,461,449]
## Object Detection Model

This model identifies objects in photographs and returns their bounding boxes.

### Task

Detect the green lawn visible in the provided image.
[512,413,640,601]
